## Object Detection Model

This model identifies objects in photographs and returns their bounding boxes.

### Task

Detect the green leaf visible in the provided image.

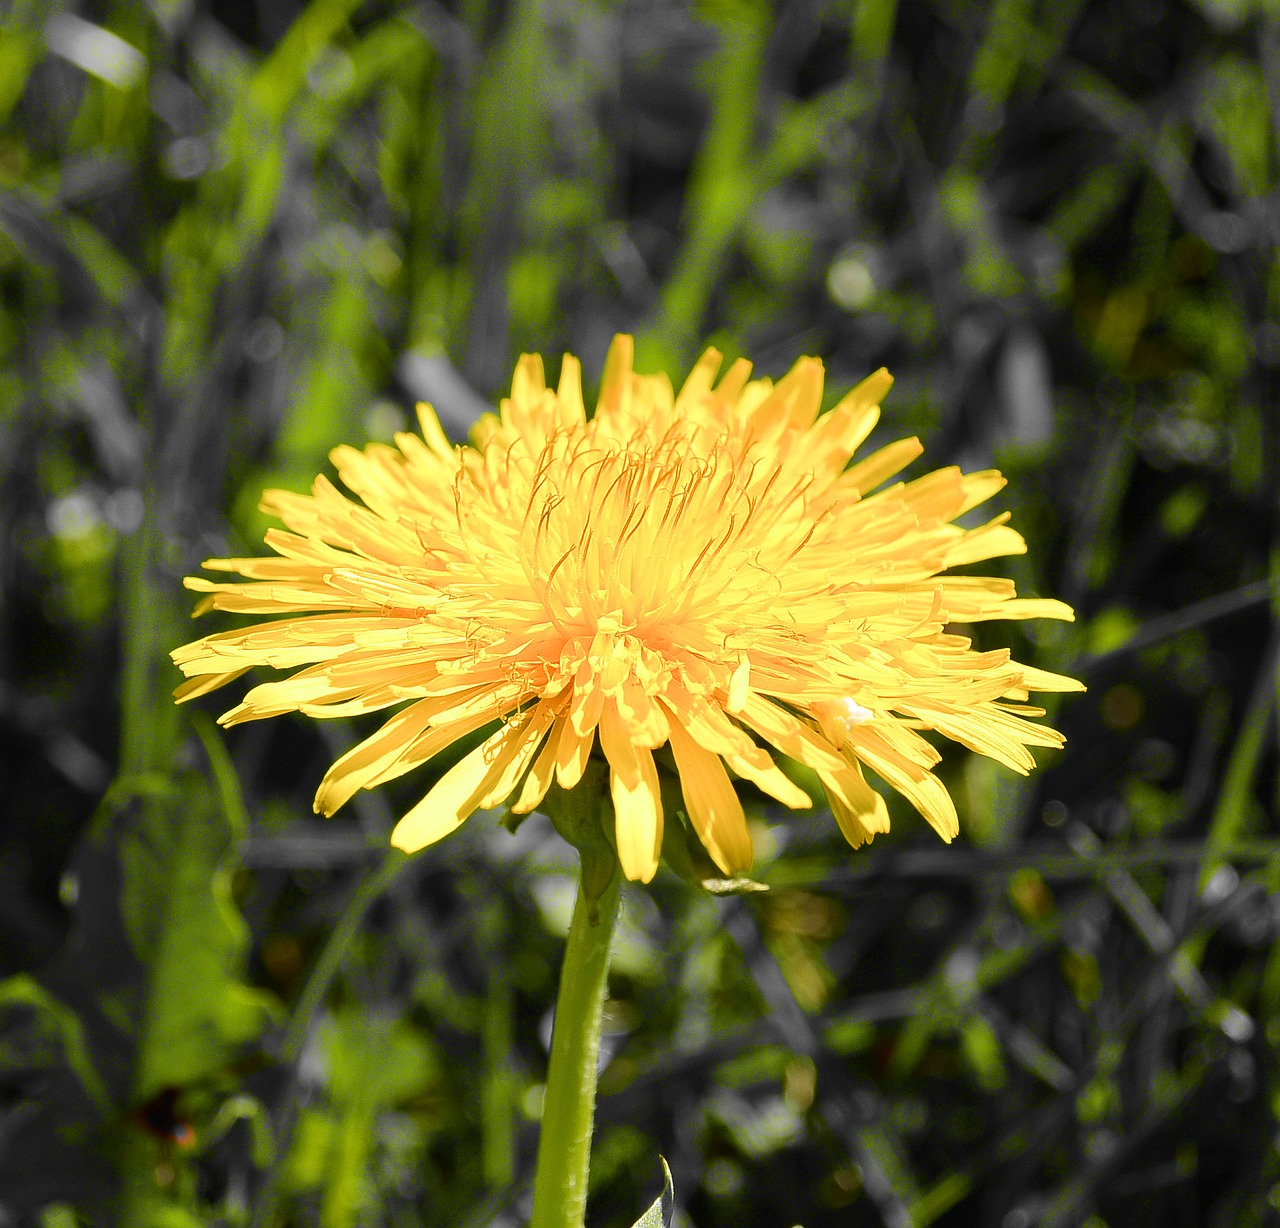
[959,1013,1007,1090]
[651,0,767,358]
[205,1092,275,1167]
[118,778,278,1102]
[322,1005,440,1108]
[192,713,249,841]
[248,0,367,125]
[630,1156,675,1228]
[0,975,111,1114]
[0,28,39,127]
[311,1006,441,1227]
[1199,54,1271,197]
[967,0,1036,105]
[54,210,141,309]
[276,274,375,464]
[910,1172,974,1226]
[851,0,899,66]
[1198,628,1279,893]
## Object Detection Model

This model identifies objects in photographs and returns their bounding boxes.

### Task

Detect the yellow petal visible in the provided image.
[555,721,595,788]
[726,748,812,809]
[511,352,546,402]
[852,740,958,841]
[473,706,556,809]
[811,399,880,481]
[616,675,671,747]
[661,689,810,809]
[993,598,1077,622]
[825,760,890,848]
[667,718,753,875]
[597,333,635,418]
[389,734,503,853]
[414,401,455,460]
[727,658,750,713]
[511,717,564,813]
[713,356,753,404]
[173,668,250,703]
[738,693,846,777]
[674,345,724,411]
[749,357,823,439]
[806,369,889,482]
[314,695,497,816]
[390,707,551,853]
[599,701,662,883]
[841,436,924,495]
[313,702,436,813]
[958,469,1007,514]
[557,353,586,425]
[942,519,1027,567]
[1019,663,1086,692]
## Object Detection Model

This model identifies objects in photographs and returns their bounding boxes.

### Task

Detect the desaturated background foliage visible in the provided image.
[1,0,1278,1224]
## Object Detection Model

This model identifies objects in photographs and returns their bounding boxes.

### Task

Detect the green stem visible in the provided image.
[529,859,622,1228]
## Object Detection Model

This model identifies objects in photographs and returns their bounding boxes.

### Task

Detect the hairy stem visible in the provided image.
[529,858,622,1228]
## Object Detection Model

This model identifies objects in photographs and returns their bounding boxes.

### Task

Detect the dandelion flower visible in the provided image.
[172,337,1082,883]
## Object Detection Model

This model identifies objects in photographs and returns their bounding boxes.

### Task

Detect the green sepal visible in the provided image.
[630,1156,675,1228]
[539,761,619,921]
[701,876,769,895]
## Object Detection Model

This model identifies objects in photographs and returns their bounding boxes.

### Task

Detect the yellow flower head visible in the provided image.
[173,337,1082,883]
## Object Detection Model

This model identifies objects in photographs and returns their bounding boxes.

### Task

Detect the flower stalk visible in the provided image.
[530,849,621,1228]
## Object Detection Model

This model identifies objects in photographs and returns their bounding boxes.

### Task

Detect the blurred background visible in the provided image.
[1,0,1279,1224]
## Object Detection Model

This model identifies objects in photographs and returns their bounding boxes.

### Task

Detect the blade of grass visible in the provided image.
[647,0,768,365]
[1197,624,1280,893]
[1076,577,1279,676]
[249,847,425,1228]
